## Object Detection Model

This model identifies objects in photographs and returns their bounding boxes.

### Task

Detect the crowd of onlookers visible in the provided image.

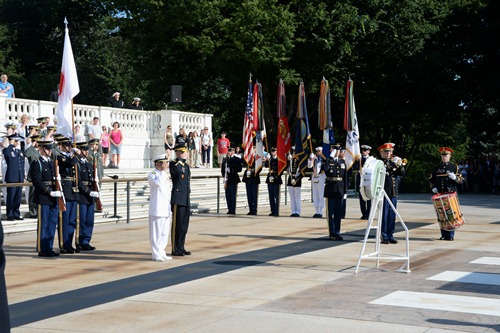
[164,125,233,168]
[457,156,500,194]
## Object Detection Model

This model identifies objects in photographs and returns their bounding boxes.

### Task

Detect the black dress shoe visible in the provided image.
[59,248,75,254]
[6,218,14,221]
[181,249,191,255]
[79,244,96,251]
[29,214,38,218]
[171,251,185,256]
[38,251,54,257]
[381,239,389,244]
[389,239,398,244]
[439,237,454,241]
[14,216,24,220]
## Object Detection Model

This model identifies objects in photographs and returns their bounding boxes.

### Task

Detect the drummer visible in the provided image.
[428,147,463,241]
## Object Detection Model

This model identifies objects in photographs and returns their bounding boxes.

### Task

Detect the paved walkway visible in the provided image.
[3,193,500,332]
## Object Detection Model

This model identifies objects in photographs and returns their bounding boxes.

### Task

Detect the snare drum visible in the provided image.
[431,192,466,230]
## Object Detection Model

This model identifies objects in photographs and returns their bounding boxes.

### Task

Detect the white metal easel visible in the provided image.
[355,158,410,273]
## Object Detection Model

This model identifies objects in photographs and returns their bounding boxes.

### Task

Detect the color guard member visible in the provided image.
[287,147,303,217]
[308,146,326,218]
[323,144,347,240]
[264,147,283,217]
[353,145,372,219]
[221,147,242,215]
[170,143,192,256]
[429,147,463,241]
[242,147,261,215]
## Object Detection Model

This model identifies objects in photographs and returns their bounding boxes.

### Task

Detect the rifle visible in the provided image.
[93,155,103,211]
[54,157,67,211]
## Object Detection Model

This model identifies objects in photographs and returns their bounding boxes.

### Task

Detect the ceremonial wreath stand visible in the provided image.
[355,157,411,273]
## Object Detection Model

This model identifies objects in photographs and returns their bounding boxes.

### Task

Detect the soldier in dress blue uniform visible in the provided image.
[242,148,261,215]
[25,134,41,218]
[30,140,61,257]
[56,137,81,254]
[429,147,464,241]
[170,143,192,256]
[3,134,25,221]
[353,145,372,219]
[221,147,242,215]
[264,147,283,217]
[75,142,99,251]
[287,147,303,217]
[323,143,347,240]
[378,143,406,244]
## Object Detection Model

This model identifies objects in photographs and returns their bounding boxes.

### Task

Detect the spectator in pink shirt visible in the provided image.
[101,126,110,167]
[109,122,123,169]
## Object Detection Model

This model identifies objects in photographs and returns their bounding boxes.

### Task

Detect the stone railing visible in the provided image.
[0,95,213,168]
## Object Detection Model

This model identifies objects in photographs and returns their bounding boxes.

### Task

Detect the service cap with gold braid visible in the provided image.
[174,142,188,152]
[76,141,89,151]
[29,134,42,142]
[378,143,395,152]
[88,138,99,145]
[439,147,454,155]
[37,140,54,149]
[153,154,169,163]
[56,136,72,146]
[36,117,47,124]
[4,122,17,130]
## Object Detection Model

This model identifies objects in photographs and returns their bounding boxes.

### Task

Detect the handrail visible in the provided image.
[0,172,314,224]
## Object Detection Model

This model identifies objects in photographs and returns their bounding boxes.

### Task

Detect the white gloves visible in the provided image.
[432,187,438,194]
[309,153,315,159]
[448,172,457,180]
[343,194,347,199]
[89,191,100,198]
[50,191,62,197]
[56,175,61,181]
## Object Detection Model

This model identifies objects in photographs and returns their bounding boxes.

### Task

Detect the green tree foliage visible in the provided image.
[0,0,497,191]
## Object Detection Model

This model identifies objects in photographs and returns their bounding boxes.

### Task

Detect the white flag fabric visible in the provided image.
[345,99,360,170]
[55,22,79,140]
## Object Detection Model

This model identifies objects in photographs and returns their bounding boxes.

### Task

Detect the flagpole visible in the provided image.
[71,99,76,148]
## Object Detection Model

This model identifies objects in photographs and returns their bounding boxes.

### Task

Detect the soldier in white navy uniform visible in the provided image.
[148,154,173,262]
[286,147,303,217]
[308,146,326,218]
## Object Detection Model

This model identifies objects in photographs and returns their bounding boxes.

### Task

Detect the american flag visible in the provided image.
[243,80,254,165]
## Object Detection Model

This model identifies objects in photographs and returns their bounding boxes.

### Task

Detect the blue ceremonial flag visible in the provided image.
[294,81,312,175]
[322,129,335,159]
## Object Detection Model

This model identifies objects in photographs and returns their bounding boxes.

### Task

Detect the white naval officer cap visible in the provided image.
[154,154,169,163]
